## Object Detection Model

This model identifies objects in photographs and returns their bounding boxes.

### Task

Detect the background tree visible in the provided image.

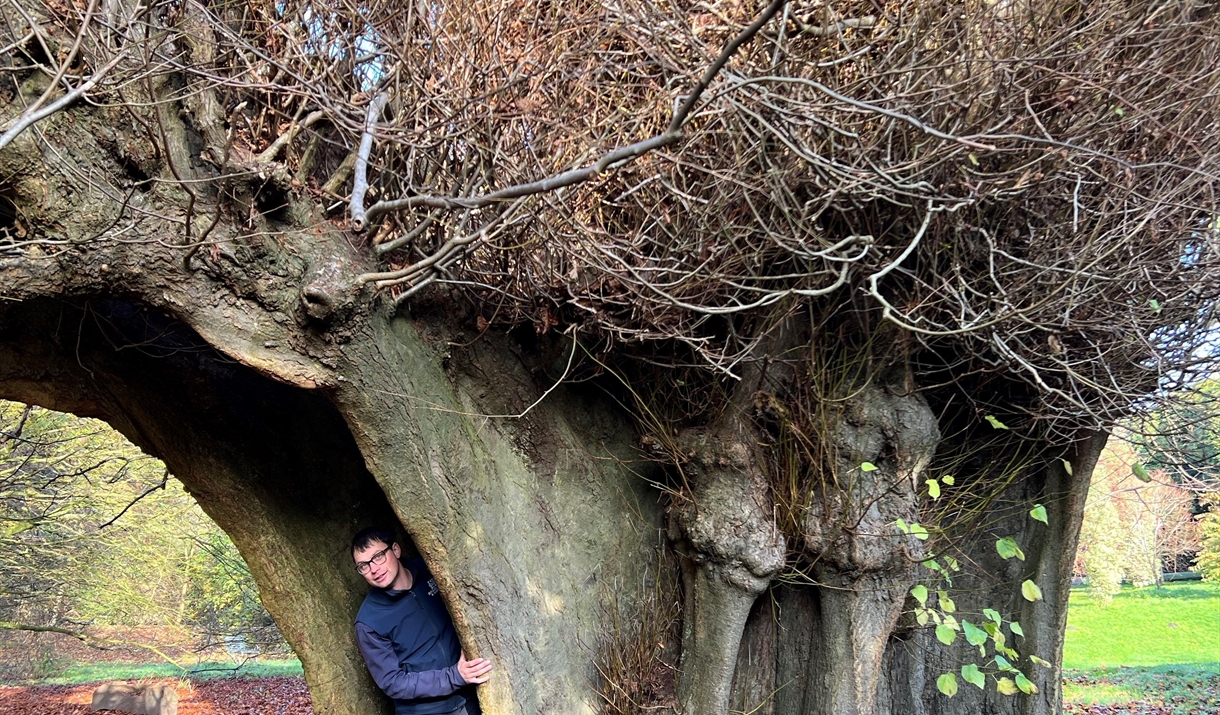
[0,0,1218,714]
[0,400,285,679]
[1075,436,1199,599]
[1198,494,1220,582]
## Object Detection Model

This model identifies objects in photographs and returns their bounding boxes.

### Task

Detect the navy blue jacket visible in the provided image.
[355,558,466,715]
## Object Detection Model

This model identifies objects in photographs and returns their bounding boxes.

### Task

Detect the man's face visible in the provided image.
[353,539,403,589]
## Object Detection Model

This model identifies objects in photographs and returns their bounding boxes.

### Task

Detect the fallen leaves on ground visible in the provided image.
[1065,704,1175,714]
[1063,667,1220,715]
[0,676,312,715]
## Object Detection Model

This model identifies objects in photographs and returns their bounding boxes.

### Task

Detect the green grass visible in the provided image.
[1062,581,1220,714]
[25,658,302,686]
[1063,580,1220,669]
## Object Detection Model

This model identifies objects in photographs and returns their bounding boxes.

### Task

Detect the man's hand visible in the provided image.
[457,651,493,684]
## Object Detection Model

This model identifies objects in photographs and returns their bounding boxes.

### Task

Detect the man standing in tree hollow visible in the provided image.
[351,526,492,715]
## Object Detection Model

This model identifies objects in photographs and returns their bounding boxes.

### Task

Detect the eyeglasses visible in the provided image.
[355,546,392,574]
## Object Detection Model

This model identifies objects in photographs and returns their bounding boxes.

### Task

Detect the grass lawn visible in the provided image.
[1063,580,1220,714]
[25,658,303,686]
[1063,580,1220,668]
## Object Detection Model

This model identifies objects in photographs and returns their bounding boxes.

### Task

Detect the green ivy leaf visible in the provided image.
[1021,580,1043,602]
[1132,462,1152,482]
[963,620,988,647]
[927,479,941,499]
[1061,459,1073,476]
[1015,672,1038,695]
[1010,621,1024,637]
[983,608,1002,624]
[1029,504,1048,524]
[938,591,956,613]
[983,621,999,638]
[942,475,955,485]
[1149,298,1162,314]
[937,672,959,697]
[996,536,1026,561]
[997,677,1019,696]
[861,462,878,472]
[895,518,910,534]
[1030,655,1052,668]
[993,628,1007,649]
[961,663,986,689]
[944,555,961,572]
[936,624,957,645]
[916,608,930,626]
[995,655,1016,672]
[910,523,929,540]
[922,558,942,571]
[985,415,1009,429]
[911,584,929,606]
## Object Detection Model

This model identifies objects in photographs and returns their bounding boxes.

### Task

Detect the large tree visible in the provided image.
[0,0,1217,714]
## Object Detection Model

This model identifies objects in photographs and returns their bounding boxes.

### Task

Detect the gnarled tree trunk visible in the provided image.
[0,54,1107,715]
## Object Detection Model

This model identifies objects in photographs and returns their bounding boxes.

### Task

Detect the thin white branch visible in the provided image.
[792,15,876,38]
[350,92,389,232]
[256,109,325,163]
[0,53,124,151]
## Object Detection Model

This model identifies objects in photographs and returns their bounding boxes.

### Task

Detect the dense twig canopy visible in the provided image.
[2,0,1218,431]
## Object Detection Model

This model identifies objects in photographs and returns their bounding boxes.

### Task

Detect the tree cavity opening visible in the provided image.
[0,297,408,691]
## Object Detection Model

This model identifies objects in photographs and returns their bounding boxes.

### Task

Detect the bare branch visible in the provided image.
[350,93,390,232]
[257,109,326,164]
[98,468,169,529]
[791,15,875,38]
[0,54,125,151]
[357,0,792,231]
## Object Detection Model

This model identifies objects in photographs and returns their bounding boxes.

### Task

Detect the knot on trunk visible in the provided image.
[299,258,360,325]
[802,379,939,573]
[672,424,785,593]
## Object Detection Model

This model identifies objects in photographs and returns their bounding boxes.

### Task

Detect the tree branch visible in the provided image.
[257,109,326,164]
[356,0,792,232]
[350,93,389,232]
[0,622,113,649]
[99,469,169,529]
[791,15,875,38]
[0,54,125,151]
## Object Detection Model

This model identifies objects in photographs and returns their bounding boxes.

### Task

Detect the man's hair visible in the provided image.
[351,526,396,553]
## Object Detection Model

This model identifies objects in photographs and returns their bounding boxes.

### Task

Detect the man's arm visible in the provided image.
[355,622,467,700]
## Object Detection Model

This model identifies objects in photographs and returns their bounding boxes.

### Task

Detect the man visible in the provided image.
[352,526,492,715]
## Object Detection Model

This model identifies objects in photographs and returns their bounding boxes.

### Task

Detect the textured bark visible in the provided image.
[0,106,665,715]
[799,374,939,715]
[725,422,1105,715]
[0,80,1108,715]
[876,431,1106,715]
[671,420,785,715]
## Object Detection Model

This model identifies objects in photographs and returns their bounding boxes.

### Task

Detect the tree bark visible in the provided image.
[0,103,666,715]
[671,420,785,715]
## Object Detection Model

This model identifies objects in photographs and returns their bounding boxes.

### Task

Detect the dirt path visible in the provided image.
[0,677,312,715]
